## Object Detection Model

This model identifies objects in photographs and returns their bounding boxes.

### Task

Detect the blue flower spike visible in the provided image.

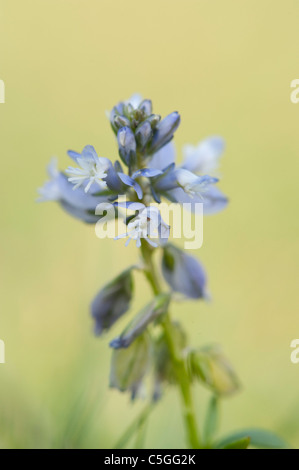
[37,94,280,452]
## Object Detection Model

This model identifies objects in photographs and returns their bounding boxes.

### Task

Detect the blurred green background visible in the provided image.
[0,0,299,449]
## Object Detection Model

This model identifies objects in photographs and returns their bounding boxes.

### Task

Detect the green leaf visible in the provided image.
[216,428,288,449]
[203,396,220,446]
[222,437,251,449]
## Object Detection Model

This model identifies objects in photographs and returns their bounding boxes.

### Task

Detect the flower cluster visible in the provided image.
[38,94,228,240]
[39,95,246,449]
[38,95,288,450]
[38,94,234,397]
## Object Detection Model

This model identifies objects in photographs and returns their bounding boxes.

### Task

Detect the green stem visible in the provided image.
[140,241,201,449]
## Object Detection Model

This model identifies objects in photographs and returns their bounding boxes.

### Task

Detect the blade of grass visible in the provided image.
[114,403,154,449]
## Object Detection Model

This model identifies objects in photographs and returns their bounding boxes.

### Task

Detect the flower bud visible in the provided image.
[188,345,240,396]
[123,103,134,118]
[109,103,125,133]
[91,268,134,335]
[110,294,170,349]
[37,159,110,223]
[149,112,180,154]
[110,333,151,399]
[117,126,137,167]
[138,99,152,115]
[162,244,206,299]
[135,121,153,149]
[113,115,131,129]
[147,114,161,129]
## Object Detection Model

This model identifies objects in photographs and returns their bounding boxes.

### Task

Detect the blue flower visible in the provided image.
[117,168,163,200]
[66,145,111,193]
[148,138,228,215]
[162,244,207,299]
[117,172,143,200]
[109,95,179,159]
[117,126,137,167]
[175,170,219,198]
[91,268,134,335]
[37,94,234,409]
[148,141,176,170]
[165,184,228,215]
[37,159,110,223]
[148,112,181,154]
[38,96,228,233]
[108,93,143,130]
[181,136,225,174]
[115,202,170,248]
[135,120,153,149]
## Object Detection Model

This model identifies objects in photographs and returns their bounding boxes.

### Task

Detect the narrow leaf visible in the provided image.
[222,437,251,450]
[216,428,287,449]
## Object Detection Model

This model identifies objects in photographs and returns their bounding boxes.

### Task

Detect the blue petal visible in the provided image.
[110,295,170,349]
[131,168,163,179]
[196,175,219,185]
[135,121,153,148]
[149,112,180,154]
[148,142,176,170]
[109,338,125,349]
[114,160,124,173]
[57,173,109,210]
[59,200,100,223]
[162,245,207,299]
[117,127,137,166]
[115,201,145,211]
[166,186,228,215]
[181,136,225,173]
[67,150,81,163]
[138,99,152,114]
[104,162,124,193]
[81,145,98,161]
[39,166,111,221]
[91,269,134,335]
[126,93,143,109]
[67,145,99,164]
[153,167,178,192]
[118,172,143,200]
[151,186,161,204]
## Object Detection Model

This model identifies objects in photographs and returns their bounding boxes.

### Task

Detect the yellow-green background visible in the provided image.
[0,0,298,449]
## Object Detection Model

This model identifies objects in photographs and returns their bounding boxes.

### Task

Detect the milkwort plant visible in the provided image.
[38,95,286,449]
